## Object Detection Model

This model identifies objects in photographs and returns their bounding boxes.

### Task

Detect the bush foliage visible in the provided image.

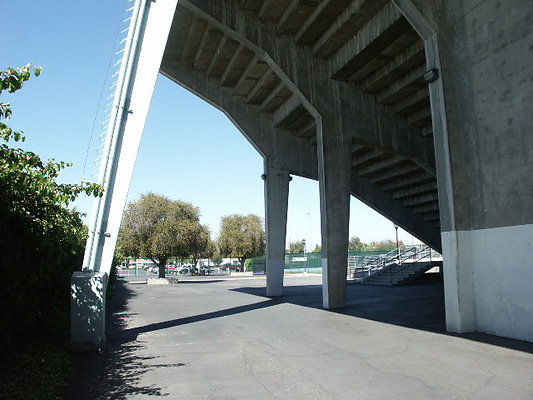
[0,65,102,399]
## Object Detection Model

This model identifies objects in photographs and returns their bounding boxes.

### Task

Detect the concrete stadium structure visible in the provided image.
[73,0,533,345]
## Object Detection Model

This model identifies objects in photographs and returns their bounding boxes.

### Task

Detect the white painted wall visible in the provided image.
[443,224,533,342]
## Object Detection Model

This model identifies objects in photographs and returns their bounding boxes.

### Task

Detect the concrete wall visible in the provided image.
[438,0,533,231]
[423,0,533,341]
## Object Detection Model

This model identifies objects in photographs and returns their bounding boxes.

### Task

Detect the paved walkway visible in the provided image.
[71,274,533,399]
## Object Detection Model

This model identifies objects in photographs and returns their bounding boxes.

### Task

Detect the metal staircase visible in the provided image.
[348,245,442,286]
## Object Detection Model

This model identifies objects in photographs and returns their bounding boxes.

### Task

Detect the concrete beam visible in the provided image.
[193,28,224,70]
[294,0,351,45]
[351,142,367,153]
[258,0,288,23]
[234,54,260,95]
[192,25,210,69]
[246,68,274,104]
[403,193,439,207]
[312,0,389,59]
[206,37,243,80]
[392,86,429,115]
[297,119,316,137]
[351,148,384,167]
[357,155,404,177]
[370,164,420,185]
[359,40,425,92]
[240,0,263,10]
[260,81,286,112]
[272,95,306,129]
[380,170,433,192]
[391,181,437,199]
[411,202,439,215]
[180,18,208,62]
[376,64,426,104]
[277,0,319,34]
[220,45,244,86]
[423,212,440,222]
[330,3,410,80]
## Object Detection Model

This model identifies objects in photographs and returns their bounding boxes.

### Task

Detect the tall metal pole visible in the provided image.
[303,238,307,273]
[394,223,399,259]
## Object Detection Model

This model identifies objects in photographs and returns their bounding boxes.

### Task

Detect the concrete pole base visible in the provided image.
[71,272,108,351]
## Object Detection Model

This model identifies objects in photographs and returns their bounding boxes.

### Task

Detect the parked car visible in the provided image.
[199,266,214,275]
[220,264,242,272]
[178,265,194,274]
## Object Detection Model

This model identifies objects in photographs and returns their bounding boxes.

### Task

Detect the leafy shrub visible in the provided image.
[0,65,102,399]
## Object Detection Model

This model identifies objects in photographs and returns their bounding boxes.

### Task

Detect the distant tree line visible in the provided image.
[286,236,404,254]
[348,236,404,252]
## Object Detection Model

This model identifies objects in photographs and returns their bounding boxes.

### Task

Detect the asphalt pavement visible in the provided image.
[70,274,533,399]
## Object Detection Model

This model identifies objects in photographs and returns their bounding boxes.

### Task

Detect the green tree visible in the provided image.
[187,225,211,268]
[209,240,223,265]
[118,193,209,278]
[348,236,365,251]
[311,244,322,253]
[287,240,305,254]
[218,214,265,271]
[366,239,404,252]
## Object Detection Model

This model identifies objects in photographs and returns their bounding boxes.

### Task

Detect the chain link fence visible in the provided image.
[249,250,389,275]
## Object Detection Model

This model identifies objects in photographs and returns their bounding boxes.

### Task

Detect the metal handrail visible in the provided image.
[356,245,442,284]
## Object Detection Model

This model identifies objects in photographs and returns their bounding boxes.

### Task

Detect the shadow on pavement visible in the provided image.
[231,276,533,354]
[172,279,226,284]
[113,298,283,345]
[113,274,531,355]
[232,278,446,332]
[69,278,183,399]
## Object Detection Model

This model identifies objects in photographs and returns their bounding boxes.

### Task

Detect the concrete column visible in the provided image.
[317,117,351,309]
[264,159,290,297]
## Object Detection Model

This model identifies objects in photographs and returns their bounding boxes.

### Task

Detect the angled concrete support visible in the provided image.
[82,0,178,276]
[317,117,351,309]
[264,159,290,297]
[73,0,178,347]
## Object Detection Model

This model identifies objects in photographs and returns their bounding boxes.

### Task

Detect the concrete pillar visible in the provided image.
[396,0,533,341]
[71,272,108,349]
[264,159,290,297]
[317,117,351,309]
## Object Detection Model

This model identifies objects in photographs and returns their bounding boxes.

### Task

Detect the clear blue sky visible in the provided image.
[4,0,419,249]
